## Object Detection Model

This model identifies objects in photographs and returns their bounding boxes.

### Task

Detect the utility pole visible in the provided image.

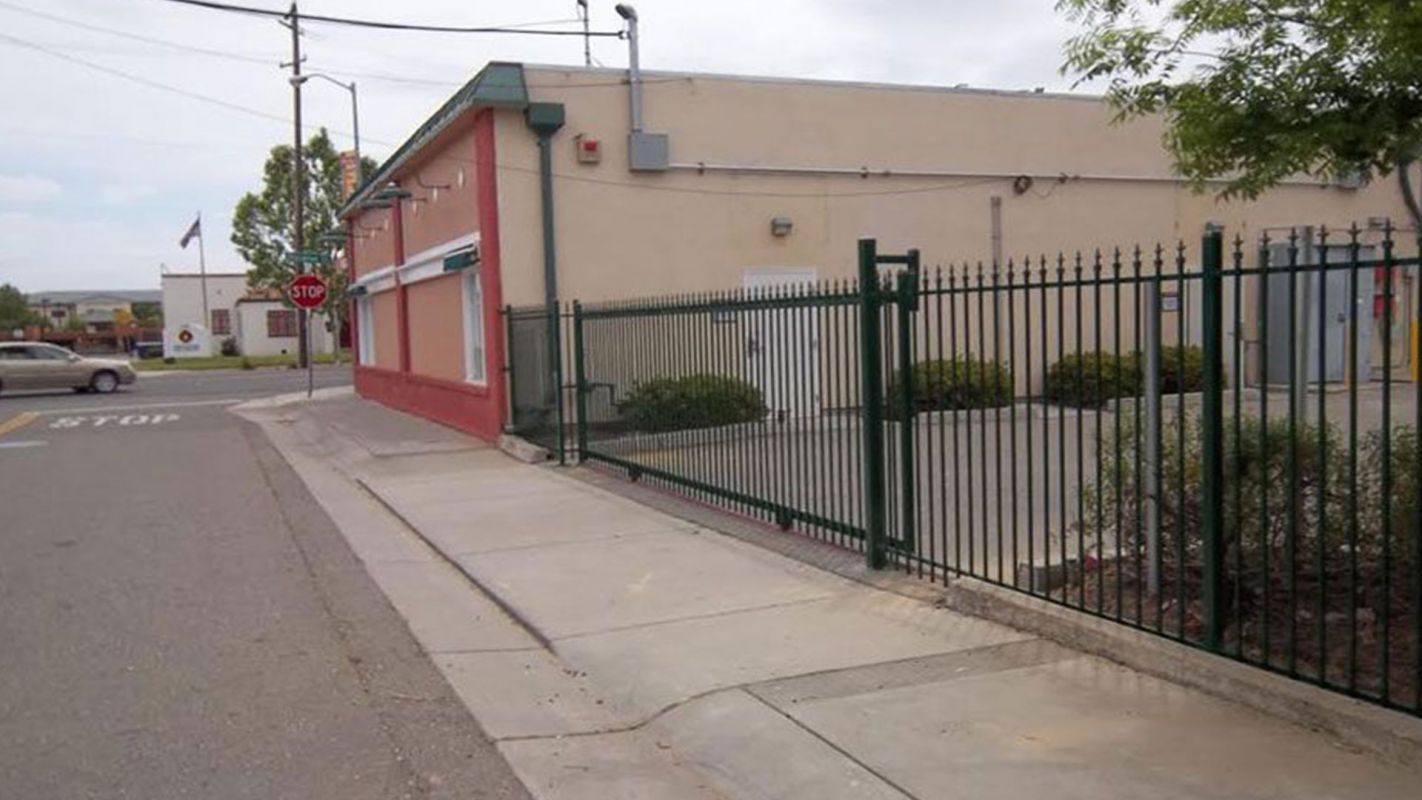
[283,2,309,370]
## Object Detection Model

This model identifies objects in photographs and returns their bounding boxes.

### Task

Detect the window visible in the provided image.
[267,309,297,338]
[462,271,486,384]
[210,308,231,335]
[32,345,72,361]
[356,296,375,365]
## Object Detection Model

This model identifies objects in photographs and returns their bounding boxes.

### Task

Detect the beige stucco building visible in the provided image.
[340,61,1416,441]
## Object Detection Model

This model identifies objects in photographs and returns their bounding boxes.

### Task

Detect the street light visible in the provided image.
[289,73,361,184]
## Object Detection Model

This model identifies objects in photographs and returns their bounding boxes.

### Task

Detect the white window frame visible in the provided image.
[461,270,486,385]
[357,295,376,365]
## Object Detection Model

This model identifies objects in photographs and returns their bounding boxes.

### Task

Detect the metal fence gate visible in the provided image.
[556,226,1421,719]
[504,304,572,454]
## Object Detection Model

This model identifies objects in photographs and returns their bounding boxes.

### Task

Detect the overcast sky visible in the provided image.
[0,0,1090,291]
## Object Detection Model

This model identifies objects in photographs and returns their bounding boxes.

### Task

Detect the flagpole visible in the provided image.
[196,211,209,335]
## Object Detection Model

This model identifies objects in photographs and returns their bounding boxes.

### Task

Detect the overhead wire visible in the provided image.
[0,0,668,90]
[157,0,623,37]
[0,7,1021,200]
[0,32,293,126]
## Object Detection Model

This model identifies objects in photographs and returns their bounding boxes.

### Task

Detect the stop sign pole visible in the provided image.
[288,272,328,398]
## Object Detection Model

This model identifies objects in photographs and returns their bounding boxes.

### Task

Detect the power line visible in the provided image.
[0,0,277,64]
[0,32,292,125]
[157,0,624,37]
[0,1,653,90]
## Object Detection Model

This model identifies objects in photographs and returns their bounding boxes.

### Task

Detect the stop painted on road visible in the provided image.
[49,413,181,429]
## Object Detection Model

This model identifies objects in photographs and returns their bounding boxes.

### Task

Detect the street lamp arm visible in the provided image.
[291,72,362,185]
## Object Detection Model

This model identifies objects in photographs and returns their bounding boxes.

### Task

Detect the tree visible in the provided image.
[231,128,376,361]
[1058,0,1422,228]
[0,284,39,332]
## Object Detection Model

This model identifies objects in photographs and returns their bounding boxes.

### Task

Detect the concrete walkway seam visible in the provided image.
[739,689,919,800]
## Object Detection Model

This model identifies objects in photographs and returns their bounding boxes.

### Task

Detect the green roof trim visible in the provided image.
[340,62,529,219]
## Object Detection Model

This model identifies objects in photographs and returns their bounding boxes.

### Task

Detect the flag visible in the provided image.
[179,216,201,249]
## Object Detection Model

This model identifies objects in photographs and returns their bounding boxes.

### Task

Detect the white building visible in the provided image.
[233,296,336,357]
[161,272,335,359]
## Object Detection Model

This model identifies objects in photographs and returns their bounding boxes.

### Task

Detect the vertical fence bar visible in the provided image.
[1347,226,1361,693]
[952,266,965,574]
[1201,228,1226,652]
[1316,228,1331,684]
[572,301,588,461]
[1075,252,1086,607]
[1258,236,1273,666]
[897,254,919,556]
[859,239,889,569]
[1145,278,1162,599]
[1381,223,1395,701]
[992,261,1004,583]
[1024,259,1037,594]
[1008,260,1020,588]
[1231,236,1246,657]
[1287,229,1300,673]
[503,305,517,433]
[1414,231,1422,713]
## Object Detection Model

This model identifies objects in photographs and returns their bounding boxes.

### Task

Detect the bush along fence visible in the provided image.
[516,224,1421,718]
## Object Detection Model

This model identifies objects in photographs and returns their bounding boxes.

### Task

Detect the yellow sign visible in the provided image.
[340,150,359,199]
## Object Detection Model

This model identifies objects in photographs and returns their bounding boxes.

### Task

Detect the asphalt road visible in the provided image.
[0,368,530,799]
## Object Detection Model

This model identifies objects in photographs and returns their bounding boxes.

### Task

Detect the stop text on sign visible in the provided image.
[288,275,329,309]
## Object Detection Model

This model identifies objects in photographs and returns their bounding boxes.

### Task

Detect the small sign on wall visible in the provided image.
[1160,292,1181,312]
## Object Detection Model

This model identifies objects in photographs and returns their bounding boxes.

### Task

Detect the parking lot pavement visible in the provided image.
[0,369,531,799]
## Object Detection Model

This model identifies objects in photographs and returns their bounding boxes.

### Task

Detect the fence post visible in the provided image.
[859,238,889,569]
[1200,228,1226,651]
[503,305,516,434]
[895,251,921,554]
[572,300,588,463]
[549,303,566,466]
[1144,282,1162,597]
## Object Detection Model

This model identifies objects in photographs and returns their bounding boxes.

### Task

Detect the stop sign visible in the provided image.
[288,274,329,310]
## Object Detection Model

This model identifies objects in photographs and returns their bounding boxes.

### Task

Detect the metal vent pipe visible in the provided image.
[615,4,643,133]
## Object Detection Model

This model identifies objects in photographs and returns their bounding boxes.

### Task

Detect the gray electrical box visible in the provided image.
[1265,241,1374,385]
[628,131,669,171]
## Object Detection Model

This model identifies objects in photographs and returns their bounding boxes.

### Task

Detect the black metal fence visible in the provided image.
[543,225,1421,717]
[503,304,573,454]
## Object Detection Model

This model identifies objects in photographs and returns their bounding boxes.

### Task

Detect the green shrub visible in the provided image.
[887,357,1012,415]
[219,336,239,357]
[1045,345,1207,407]
[240,356,254,371]
[1045,351,1140,408]
[1157,345,1206,394]
[620,374,767,433]
[1078,413,1419,625]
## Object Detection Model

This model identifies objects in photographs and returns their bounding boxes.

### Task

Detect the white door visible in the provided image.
[743,268,821,418]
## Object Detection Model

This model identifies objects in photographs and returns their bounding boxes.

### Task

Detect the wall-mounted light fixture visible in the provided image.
[770,215,793,237]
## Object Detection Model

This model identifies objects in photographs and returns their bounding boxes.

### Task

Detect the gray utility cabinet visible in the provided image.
[1265,241,1375,385]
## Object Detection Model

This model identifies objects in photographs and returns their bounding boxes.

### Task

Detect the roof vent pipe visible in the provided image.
[615,4,668,171]
[614,4,642,133]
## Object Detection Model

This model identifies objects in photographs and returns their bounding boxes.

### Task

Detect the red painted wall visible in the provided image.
[350,107,506,443]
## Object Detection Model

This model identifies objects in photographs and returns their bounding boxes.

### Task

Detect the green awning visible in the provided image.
[442,247,479,272]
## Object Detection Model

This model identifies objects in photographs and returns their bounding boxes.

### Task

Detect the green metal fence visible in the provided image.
[563,225,1422,718]
[504,304,573,457]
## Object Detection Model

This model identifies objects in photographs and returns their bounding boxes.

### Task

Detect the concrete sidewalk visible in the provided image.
[239,393,1422,800]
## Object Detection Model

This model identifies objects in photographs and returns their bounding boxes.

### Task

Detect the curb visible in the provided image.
[937,577,1422,767]
[230,385,355,413]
